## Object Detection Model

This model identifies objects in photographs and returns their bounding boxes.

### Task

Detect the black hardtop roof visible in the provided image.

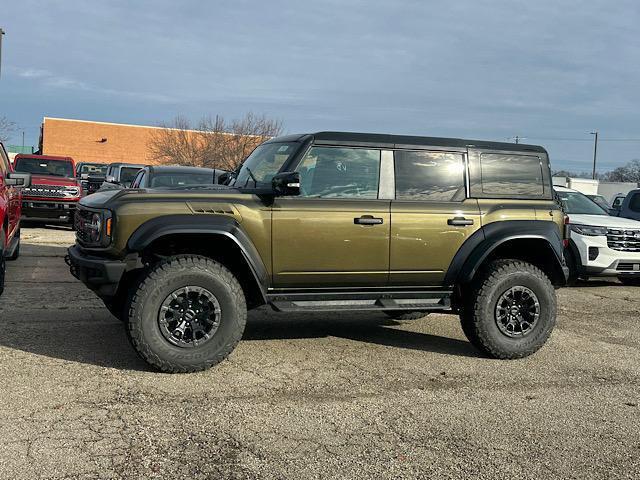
[265,131,546,153]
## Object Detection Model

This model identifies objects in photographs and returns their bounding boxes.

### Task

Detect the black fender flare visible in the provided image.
[444,220,566,286]
[127,214,269,299]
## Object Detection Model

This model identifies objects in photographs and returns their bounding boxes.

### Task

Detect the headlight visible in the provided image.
[88,213,102,242]
[76,209,113,247]
[571,224,608,236]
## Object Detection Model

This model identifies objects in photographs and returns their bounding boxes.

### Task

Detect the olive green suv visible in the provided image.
[67,132,568,373]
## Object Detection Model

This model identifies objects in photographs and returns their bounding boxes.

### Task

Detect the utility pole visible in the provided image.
[0,28,5,79]
[22,131,25,150]
[590,131,598,179]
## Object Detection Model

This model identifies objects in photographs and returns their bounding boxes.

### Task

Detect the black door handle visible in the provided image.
[447,217,474,226]
[354,215,384,225]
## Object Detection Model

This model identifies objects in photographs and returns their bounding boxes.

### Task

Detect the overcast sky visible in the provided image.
[2,0,640,172]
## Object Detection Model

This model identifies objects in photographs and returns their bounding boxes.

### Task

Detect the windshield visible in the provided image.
[120,167,142,185]
[79,164,108,176]
[232,142,299,187]
[151,172,214,188]
[556,190,608,215]
[587,195,610,211]
[14,157,74,178]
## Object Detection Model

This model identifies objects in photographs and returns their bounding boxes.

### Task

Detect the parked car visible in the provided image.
[555,186,640,285]
[129,165,228,189]
[610,188,640,221]
[76,162,108,196]
[103,163,145,188]
[13,154,81,226]
[68,131,568,373]
[586,193,611,212]
[0,143,31,295]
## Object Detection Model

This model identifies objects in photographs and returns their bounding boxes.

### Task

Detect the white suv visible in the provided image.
[555,186,640,286]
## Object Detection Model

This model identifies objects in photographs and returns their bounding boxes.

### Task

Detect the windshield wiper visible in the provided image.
[243,167,258,188]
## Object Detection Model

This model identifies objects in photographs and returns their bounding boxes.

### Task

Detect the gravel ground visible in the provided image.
[0,226,638,479]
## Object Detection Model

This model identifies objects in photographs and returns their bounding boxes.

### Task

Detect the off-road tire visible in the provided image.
[384,311,430,320]
[460,259,556,359]
[0,228,5,296]
[126,255,247,373]
[619,276,640,286]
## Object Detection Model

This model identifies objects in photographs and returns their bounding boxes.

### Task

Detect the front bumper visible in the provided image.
[66,244,127,297]
[571,233,640,277]
[22,199,78,223]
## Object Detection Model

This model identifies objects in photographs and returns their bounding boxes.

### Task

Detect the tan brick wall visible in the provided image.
[41,118,167,165]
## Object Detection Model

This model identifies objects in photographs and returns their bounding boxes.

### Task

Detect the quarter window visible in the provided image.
[296,147,381,199]
[394,151,465,201]
[480,153,544,196]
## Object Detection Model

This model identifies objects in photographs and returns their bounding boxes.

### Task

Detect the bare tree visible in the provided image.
[148,113,283,170]
[0,116,16,143]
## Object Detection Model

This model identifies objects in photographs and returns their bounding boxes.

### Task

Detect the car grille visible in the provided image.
[23,184,70,199]
[607,229,640,252]
[75,208,94,244]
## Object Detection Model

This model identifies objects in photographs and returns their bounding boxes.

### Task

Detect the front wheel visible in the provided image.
[460,259,556,359]
[126,255,247,373]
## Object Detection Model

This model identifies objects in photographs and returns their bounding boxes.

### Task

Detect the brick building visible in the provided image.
[39,117,168,165]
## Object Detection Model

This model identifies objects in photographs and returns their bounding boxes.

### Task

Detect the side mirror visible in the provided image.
[6,172,31,188]
[272,172,300,196]
[217,172,231,185]
[105,175,118,184]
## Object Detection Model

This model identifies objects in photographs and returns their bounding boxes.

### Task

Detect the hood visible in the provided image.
[569,213,640,229]
[79,185,242,209]
[29,174,79,187]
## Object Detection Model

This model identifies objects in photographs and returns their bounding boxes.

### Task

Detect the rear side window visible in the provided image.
[394,151,465,201]
[480,153,544,196]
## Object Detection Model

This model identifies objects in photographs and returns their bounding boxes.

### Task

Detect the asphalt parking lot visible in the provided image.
[0,227,639,479]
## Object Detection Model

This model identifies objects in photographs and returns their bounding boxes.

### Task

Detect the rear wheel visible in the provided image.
[126,255,247,373]
[460,259,556,359]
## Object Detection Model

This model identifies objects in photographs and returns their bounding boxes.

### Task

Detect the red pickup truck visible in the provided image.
[13,154,81,226]
[0,143,31,295]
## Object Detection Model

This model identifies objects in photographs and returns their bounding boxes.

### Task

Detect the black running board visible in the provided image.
[267,290,452,312]
[4,233,19,260]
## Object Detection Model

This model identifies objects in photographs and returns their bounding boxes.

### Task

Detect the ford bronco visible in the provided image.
[67,132,568,372]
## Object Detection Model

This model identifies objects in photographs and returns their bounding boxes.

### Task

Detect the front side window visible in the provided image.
[629,194,640,213]
[480,153,544,196]
[14,157,74,178]
[395,151,465,201]
[296,147,381,199]
[233,142,299,188]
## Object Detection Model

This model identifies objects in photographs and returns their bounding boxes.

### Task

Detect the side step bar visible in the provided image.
[267,290,452,313]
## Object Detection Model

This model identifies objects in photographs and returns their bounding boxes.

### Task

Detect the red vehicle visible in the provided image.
[0,143,31,295]
[13,154,81,226]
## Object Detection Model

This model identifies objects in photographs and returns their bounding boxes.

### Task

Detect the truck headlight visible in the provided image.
[76,208,113,247]
[570,224,608,236]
